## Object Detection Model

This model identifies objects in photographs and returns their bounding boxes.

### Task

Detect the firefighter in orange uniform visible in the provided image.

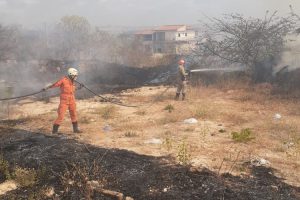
[44,68,82,134]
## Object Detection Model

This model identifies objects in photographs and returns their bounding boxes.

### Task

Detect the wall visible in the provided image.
[175,30,196,41]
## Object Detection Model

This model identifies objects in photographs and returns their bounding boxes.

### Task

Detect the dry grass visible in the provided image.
[157,115,179,125]
[190,105,219,120]
[114,118,150,132]
[263,119,299,139]
[91,105,118,120]
[79,116,93,124]
[219,77,252,91]
[14,167,37,187]
[188,85,218,100]
[220,112,249,126]
[124,131,139,137]
[134,109,146,116]
[184,127,195,132]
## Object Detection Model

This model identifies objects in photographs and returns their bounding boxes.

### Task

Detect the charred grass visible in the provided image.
[1,129,299,200]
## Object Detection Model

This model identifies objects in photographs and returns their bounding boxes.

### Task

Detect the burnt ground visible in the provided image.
[0,121,299,200]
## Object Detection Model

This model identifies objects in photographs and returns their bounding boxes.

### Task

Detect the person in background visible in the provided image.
[44,68,82,134]
[175,59,188,100]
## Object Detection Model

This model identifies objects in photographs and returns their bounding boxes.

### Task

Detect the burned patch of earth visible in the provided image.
[0,127,299,200]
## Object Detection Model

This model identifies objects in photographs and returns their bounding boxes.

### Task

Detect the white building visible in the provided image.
[135,25,197,55]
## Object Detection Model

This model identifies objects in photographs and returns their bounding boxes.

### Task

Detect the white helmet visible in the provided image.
[178,59,185,65]
[68,68,78,76]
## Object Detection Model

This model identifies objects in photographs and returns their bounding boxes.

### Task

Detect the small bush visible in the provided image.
[14,167,37,187]
[164,104,174,113]
[231,128,255,143]
[0,155,11,180]
[59,161,105,199]
[177,141,191,165]
[163,136,173,151]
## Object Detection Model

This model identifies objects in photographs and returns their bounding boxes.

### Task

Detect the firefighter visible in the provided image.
[44,68,82,134]
[175,59,188,100]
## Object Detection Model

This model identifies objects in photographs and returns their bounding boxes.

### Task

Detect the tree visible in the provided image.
[0,25,18,60]
[54,15,91,60]
[194,11,298,75]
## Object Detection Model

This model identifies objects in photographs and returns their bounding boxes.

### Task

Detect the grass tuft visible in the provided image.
[14,167,37,187]
[177,140,191,165]
[164,104,175,113]
[231,128,255,143]
[124,131,139,137]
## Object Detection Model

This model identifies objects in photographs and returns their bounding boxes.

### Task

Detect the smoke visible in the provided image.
[0,0,299,99]
[274,33,300,74]
[0,0,300,27]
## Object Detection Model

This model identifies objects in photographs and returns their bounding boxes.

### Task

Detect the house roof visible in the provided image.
[135,30,155,35]
[135,25,193,35]
[154,25,186,31]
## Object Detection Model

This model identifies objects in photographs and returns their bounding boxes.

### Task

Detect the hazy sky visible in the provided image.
[0,0,300,28]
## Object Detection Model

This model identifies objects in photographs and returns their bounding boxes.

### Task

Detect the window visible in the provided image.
[156,32,165,41]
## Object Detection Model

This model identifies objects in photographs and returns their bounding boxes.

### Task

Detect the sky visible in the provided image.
[0,0,300,28]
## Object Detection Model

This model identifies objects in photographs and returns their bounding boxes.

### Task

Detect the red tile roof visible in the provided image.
[135,30,155,35]
[135,25,191,35]
[154,25,186,31]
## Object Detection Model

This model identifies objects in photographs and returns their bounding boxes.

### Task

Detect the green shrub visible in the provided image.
[163,137,173,151]
[177,141,191,165]
[0,155,11,180]
[164,104,175,113]
[231,128,255,143]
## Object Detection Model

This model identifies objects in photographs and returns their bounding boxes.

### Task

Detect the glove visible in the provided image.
[42,85,51,91]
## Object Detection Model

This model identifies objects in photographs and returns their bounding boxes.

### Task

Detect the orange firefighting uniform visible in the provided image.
[51,76,77,125]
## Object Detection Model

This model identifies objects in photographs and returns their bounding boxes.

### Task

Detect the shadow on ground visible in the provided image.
[0,121,299,200]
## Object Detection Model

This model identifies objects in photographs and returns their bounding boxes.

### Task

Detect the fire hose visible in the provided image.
[0,90,45,101]
[74,80,138,108]
[0,81,138,108]
[0,73,183,109]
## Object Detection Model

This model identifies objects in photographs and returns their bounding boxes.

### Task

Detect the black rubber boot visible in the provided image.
[175,93,180,100]
[52,124,59,134]
[72,122,82,133]
[182,93,186,101]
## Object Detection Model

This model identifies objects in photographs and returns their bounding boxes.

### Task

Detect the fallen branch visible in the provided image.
[83,143,92,153]
[87,180,134,200]
[217,158,225,175]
